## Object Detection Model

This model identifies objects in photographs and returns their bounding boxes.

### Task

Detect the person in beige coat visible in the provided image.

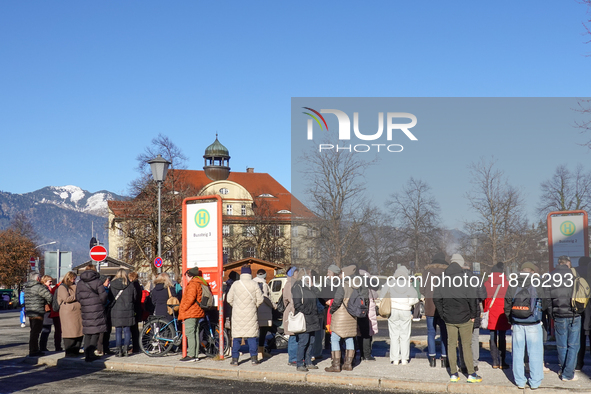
[326,265,358,373]
[226,266,263,366]
[56,271,83,357]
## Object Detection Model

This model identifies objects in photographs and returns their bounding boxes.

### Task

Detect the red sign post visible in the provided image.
[89,245,108,262]
[182,195,223,359]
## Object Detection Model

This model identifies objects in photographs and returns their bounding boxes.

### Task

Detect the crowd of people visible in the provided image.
[20,252,591,389]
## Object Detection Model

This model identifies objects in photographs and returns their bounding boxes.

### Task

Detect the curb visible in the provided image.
[22,356,591,394]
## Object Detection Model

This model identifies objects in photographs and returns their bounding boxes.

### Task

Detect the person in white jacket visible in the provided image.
[379,266,419,365]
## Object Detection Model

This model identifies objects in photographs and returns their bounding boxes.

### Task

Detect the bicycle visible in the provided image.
[140,311,230,358]
[140,314,182,357]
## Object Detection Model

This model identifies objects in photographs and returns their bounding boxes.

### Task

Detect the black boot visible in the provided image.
[441,356,449,368]
[251,355,260,365]
[428,355,437,367]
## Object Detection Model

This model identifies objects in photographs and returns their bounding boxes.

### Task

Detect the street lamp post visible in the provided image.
[34,241,57,249]
[148,154,171,274]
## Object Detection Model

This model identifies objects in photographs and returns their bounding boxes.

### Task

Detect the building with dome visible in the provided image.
[107,136,317,281]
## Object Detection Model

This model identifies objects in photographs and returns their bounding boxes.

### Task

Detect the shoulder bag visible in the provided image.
[287,284,306,333]
[481,284,501,329]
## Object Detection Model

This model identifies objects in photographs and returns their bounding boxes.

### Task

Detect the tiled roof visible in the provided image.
[108,170,316,221]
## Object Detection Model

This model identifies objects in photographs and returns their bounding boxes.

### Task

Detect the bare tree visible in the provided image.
[223,198,290,265]
[387,178,442,273]
[360,206,404,276]
[538,164,591,215]
[111,135,199,278]
[8,212,39,243]
[465,158,527,268]
[302,147,373,268]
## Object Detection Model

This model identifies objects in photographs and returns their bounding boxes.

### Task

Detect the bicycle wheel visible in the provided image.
[140,318,175,357]
[201,322,230,358]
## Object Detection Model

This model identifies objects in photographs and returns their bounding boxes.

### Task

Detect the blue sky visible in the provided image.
[1,1,590,227]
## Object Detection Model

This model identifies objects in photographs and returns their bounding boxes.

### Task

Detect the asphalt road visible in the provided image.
[0,363,395,394]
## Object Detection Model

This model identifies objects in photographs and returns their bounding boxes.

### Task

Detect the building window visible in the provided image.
[307,247,314,259]
[226,204,233,215]
[271,225,283,237]
[243,225,256,237]
[219,188,229,195]
[292,226,298,238]
[117,247,124,259]
[292,248,299,259]
[223,225,230,236]
[139,272,148,280]
[307,227,317,237]
[166,249,173,258]
[243,247,256,258]
[116,224,123,236]
[145,225,152,235]
[145,246,152,259]
[128,250,133,260]
[241,204,246,216]
[271,247,284,260]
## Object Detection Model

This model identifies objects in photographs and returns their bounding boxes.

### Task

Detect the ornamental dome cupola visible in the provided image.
[203,134,231,181]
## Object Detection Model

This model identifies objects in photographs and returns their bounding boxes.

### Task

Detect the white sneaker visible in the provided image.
[401,360,409,365]
[20,323,25,328]
[543,365,550,372]
[412,318,420,322]
[391,360,399,365]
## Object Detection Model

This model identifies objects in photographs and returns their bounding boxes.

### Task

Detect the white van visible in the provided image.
[268,275,287,304]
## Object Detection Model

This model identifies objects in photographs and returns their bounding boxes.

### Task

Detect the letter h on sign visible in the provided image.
[197,211,208,227]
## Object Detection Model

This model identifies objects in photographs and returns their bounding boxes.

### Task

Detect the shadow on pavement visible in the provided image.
[0,356,103,393]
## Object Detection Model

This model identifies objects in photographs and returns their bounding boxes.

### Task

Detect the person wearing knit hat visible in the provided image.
[327,264,341,276]
[241,265,252,275]
[252,269,273,360]
[178,267,206,362]
[379,265,419,366]
[491,262,504,273]
[520,262,538,273]
[433,254,482,383]
[226,263,263,366]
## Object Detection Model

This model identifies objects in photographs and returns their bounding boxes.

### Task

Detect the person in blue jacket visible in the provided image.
[20,290,26,328]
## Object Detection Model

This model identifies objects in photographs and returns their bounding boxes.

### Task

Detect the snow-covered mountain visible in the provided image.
[0,186,127,266]
[22,186,125,217]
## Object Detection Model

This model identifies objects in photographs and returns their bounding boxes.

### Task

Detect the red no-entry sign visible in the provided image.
[90,245,108,262]
[30,257,36,268]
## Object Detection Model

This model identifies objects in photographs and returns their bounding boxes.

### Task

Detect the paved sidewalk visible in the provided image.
[21,345,591,394]
[3,311,590,393]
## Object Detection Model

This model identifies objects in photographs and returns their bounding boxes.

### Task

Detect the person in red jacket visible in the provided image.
[483,262,511,368]
[178,267,204,362]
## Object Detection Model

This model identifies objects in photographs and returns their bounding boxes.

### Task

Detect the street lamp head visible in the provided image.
[148,154,171,183]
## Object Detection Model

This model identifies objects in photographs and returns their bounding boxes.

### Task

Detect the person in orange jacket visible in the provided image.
[178,267,204,362]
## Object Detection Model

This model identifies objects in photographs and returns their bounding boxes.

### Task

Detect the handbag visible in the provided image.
[378,290,392,318]
[167,287,180,315]
[288,310,306,333]
[287,284,306,333]
[480,284,501,329]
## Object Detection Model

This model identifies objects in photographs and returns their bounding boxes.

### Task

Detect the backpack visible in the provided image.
[571,268,591,314]
[199,282,215,311]
[51,284,63,312]
[511,285,542,323]
[346,285,369,318]
[166,287,180,315]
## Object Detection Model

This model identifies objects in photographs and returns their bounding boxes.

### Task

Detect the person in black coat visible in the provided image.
[151,273,177,321]
[109,269,137,357]
[577,256,591,370]
[76,266,107,362]
[128,272,144,353]
[292,268,321,372]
